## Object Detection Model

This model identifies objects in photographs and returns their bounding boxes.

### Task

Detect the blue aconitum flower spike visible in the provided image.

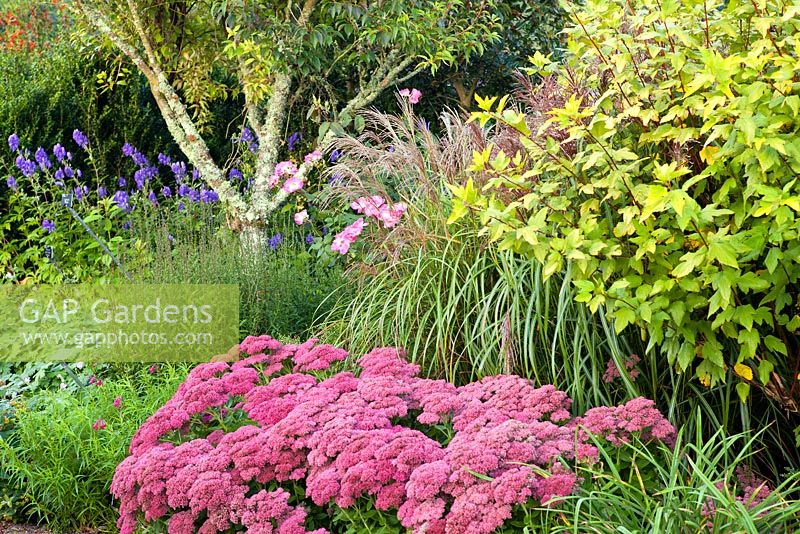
[35,147,52,170]
[267,233,283,250]
[53,144,66,162]
[287,132,302,151]
[8,133,19,152]
[72,129,89,149]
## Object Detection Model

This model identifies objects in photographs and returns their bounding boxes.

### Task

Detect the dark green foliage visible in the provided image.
[0,40,174,180]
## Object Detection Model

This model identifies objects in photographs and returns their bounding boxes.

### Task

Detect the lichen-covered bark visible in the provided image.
[72,0,419,236]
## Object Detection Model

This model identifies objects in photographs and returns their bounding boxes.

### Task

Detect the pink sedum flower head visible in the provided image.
[112,336,676,534]
[304,150,322,164]
[294,210,309,225]
[283,175,304,193]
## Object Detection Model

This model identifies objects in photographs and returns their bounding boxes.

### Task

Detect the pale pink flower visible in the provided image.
[283,175,304,193]
[330,218,366,255]
[400,88,422,104]
[294,210,309,225]
[275,161,298,176]
[304,150,322,164]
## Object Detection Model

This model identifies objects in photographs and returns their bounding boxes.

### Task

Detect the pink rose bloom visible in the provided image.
[92,418,106,431]
[400,88,422,104]
[331,236,352,255]
[351,196,386,218]
[113,396,123,409]
[381,202,408,228]
[294,210,309,225]
[283,176,304,193]
[304,150,322,164]
[275,161,298,176]
[331,218,366,255]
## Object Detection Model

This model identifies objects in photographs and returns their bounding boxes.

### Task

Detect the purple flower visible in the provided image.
[162,186,172,198]
[249,141,259,153]
[148,191,159,206]
[177,201,185,212]
[133,167,158,190]
[122,143,135,157]
[118,176,127,187]
[53,144,66,162]
[240,127,255,143]
[158,153,171,166]
[178,183,191,197]
[305,234,315,245]
[287,132,302,151]
[328,172,342,185]
[192,169,200,181]
[122,221,131,231]
[8,133,19,152]
[267,233,283,250]
[72,129,89,149]
[200,189,219,204]
[132,152,148,167]
[98,186,107,198]
[171,161,187,180]
[63,166,74,179]
[74,185,88,201]
[42,219,55,233]
[112,190,130,211]
[188,189,201,203]
[329,149,342,163]
[228,168,243,181]
[54,169,65,185]
[15,155,36,177]
[168,234,175,242]
[6,176,17,190]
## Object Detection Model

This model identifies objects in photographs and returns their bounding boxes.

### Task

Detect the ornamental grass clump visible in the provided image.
[112,335,676,534]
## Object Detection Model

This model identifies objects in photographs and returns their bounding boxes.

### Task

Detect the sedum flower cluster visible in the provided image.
[112,336,676,534]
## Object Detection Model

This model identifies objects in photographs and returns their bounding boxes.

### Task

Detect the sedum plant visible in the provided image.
[113,335,676,534]
[449,0,800,408]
